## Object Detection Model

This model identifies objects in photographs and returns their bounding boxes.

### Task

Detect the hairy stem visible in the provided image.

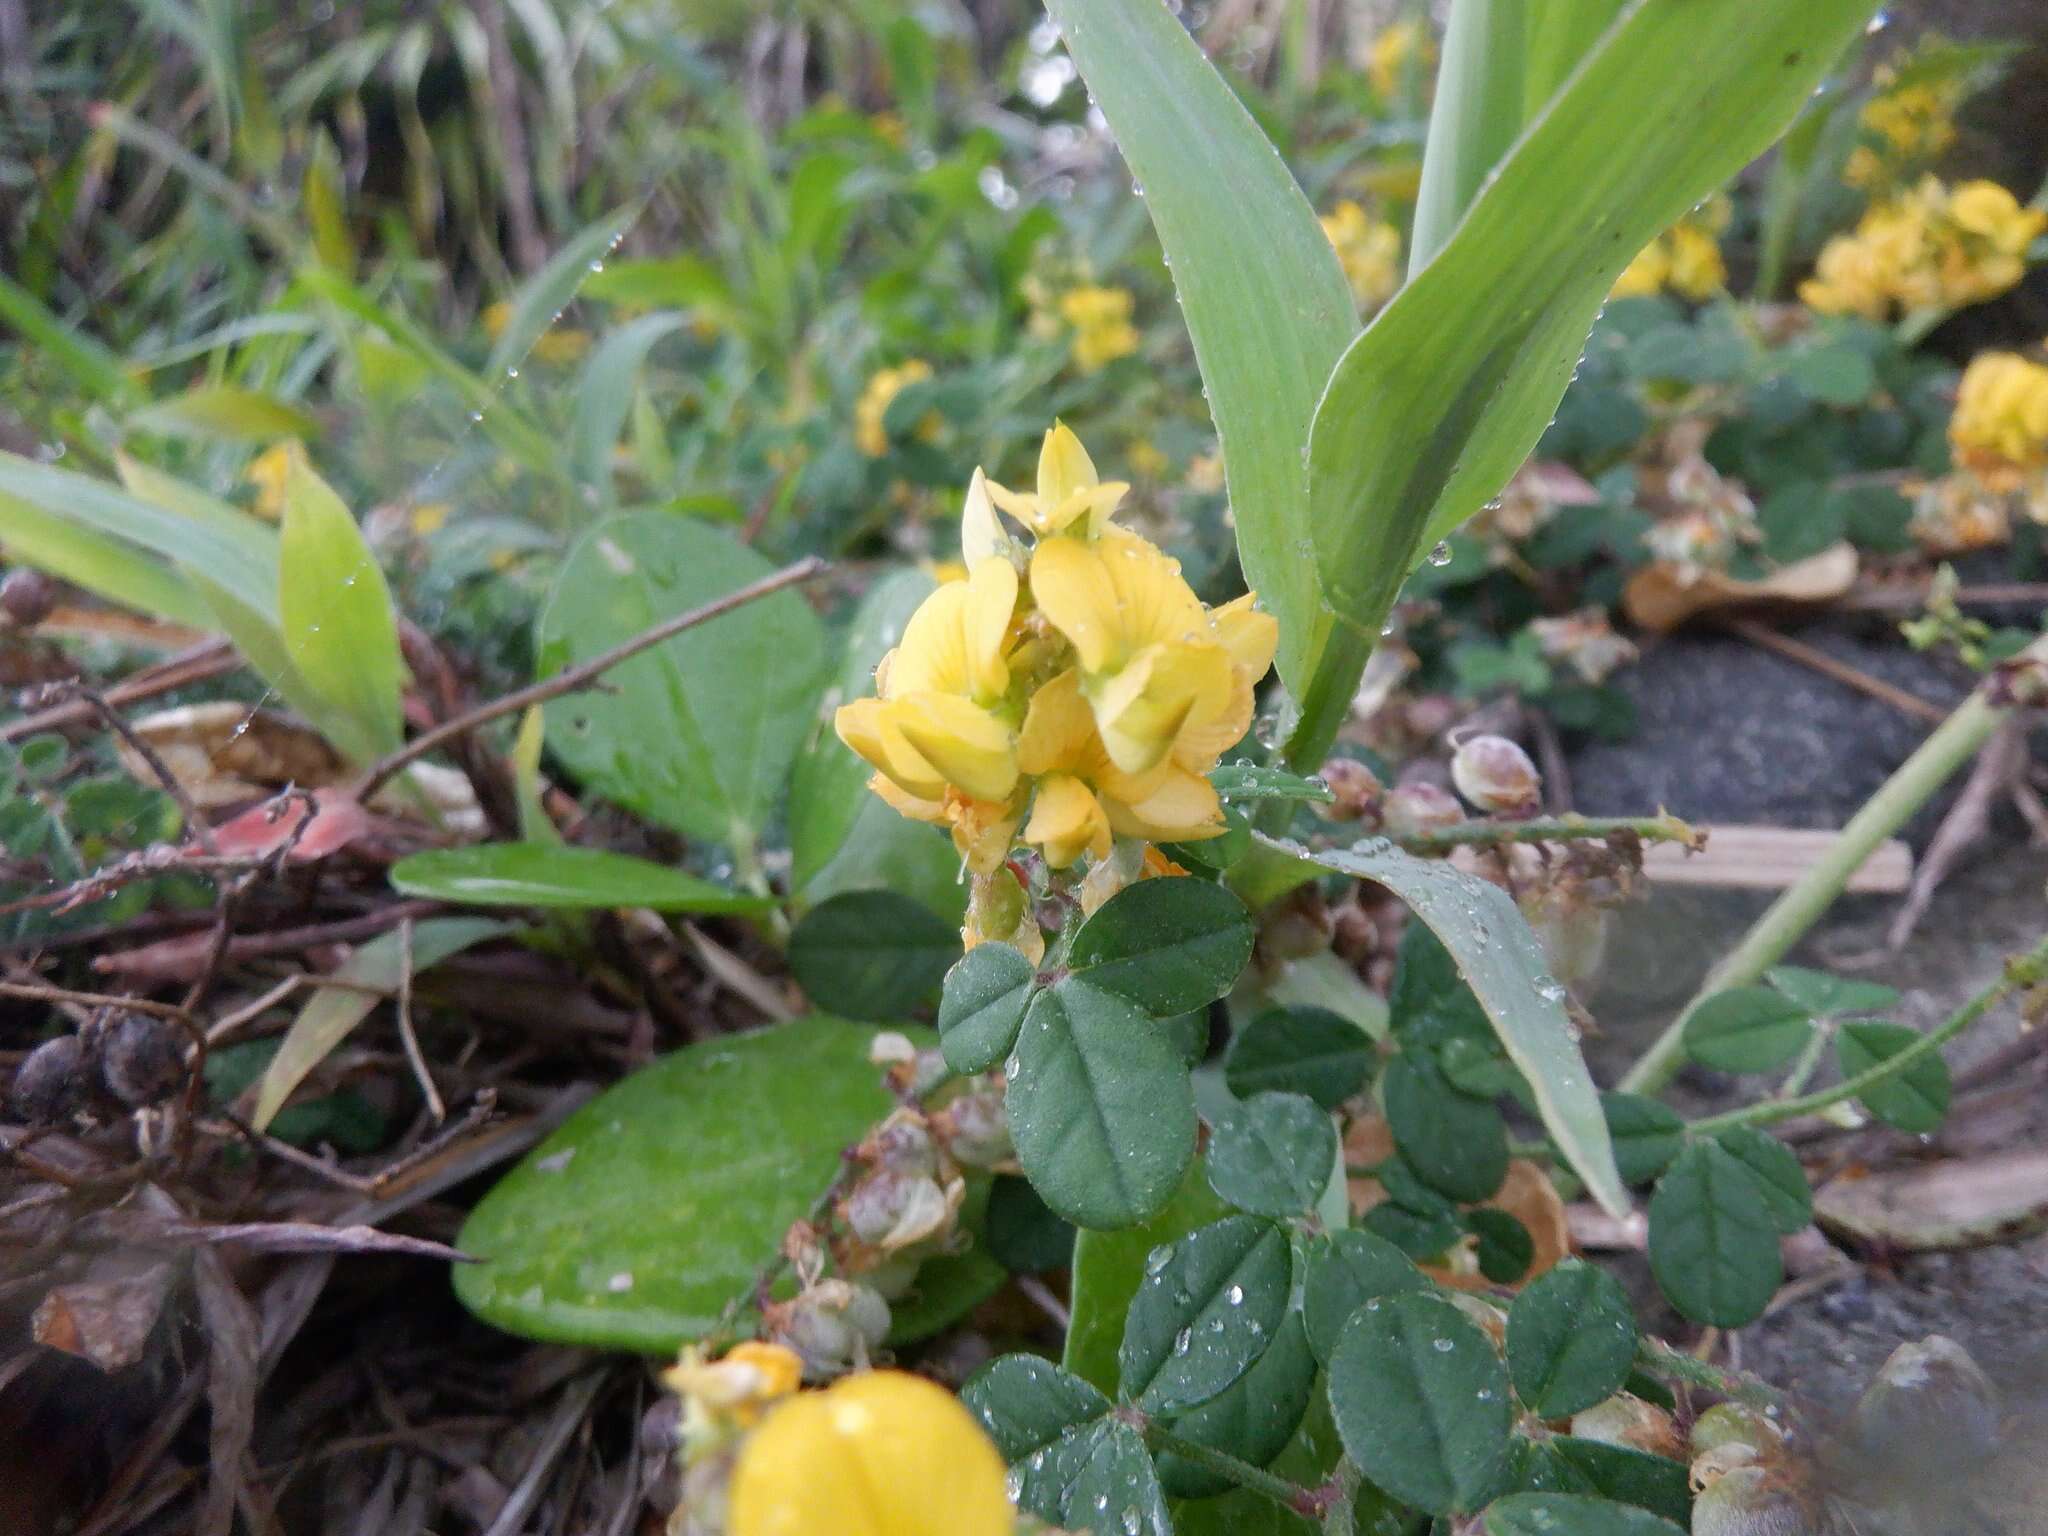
[1619,640,2048,1097]
[1394,812,1701,855]
[1635,1336,1788,1413]
[1689,934,2048,1135]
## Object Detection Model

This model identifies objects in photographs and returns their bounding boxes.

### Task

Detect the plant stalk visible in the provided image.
[1141,1423,1317,1511]
[1394,812,1700,855]
[1618,642,2045,1097]
[1689,933,2048,1135]
[1408,0,1528,277]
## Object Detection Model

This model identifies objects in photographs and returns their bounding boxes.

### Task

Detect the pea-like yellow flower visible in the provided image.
[1802,177,2045,320]
[1950,350,2048,481]
[1320,201,1403,311]
[728,1370,1011,1536]
[1057,284,1141,372]
[1368,19,1435,99]
[854,359,936,457]
[1847,64,1961,191]
[480,300,589,364]
[835,425,1278,879]
[1610,198,1729,302]
[245,441,297,520]
[664,1341,804,1447]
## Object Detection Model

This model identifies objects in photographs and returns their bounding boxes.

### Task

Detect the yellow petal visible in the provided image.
[1211,593,1280,679]
[869,772,948,823]
[960,468,1004,567]
[729,1372,1011,1536]
[1025,773,1112,868]
[1016,668,1098,776]
[963,557,1019,698]
[982,476,1046,533]
[1104,765,1224,843]
[887,563,1015,703]
[1029,535,1122,672]
[1090,641,1233,776]
[949,794,1021,875]
[1037,420,1100,507]
[892,693,1019,803]
[835,699,947,801]
[1172,661,1256,773]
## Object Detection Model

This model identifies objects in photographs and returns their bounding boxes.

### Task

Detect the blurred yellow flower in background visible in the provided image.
[1058,284,1141,372]
[1367,19,1436,98]
[244,440,298,519]
[855,359,936,457]
[1802,177,2044,320]
[480,300,589,364]
[728,1370,1011,1536]
[1846,64,1962,191]
[1320,201,1403,310]
[1950,350,2048,481]
[1612,197,1730,302]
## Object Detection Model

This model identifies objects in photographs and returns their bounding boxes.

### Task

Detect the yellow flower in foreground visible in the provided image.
[1950,350,2048,480]
[1320,201,1402,310]
[245,441,298,519]
[855,359,935,457]
[835,424,1277,876]
[1802,177,2045,320]
[728,1371,1010,1536]
[1058,284,1141,372]
[1368,19,1435,99]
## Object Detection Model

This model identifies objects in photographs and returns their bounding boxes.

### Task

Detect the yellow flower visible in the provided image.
[245,441,298,519]
[480,300,589,364]
[1950,350,2048,480]
[1128,437,1169,479]
[1611,198,1728,302]
[728,1371,1011,1536]
[1802,177,2045,320]
[1368,19,1435,99]
[1610,241,1672,300]
[664,1341,803,1447]
[1320,201,1403,310]
[854,359,936,457]
[1057,284,1140,372]
[1848,68,1960,191]
[835,425,1278,879]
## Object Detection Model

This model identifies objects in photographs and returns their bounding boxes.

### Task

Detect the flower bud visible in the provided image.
[762,1279,891,1378]
[0,568,58,628]
[1690,1465,1815,1536]
[1316,757,1384,823]
[1382,781,1465,840]
[1569,1393,1681,1458]
[841,1170,963,1254]
[1450,733,1542,816]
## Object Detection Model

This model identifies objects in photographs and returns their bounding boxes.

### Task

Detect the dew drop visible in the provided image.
[1225,1284,1243,1305]
[1427,540,1453,567]
[1433,1336,1455,1353]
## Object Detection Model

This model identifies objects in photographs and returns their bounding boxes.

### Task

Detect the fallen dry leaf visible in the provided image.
[31,1260,177,1372]
[204,789,374,862]
[1622,542,1859,633]
[117,702,345,808]
[1344,1119,1571,1289]
[1815,1147,2048,1251]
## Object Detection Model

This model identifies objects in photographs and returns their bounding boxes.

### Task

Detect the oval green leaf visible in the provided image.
[1601,1092,1684,1185]
[1484,1493,1684,1536]
[1223,1006,1375,1108]
[962,1354,1110,1465]
[1712,1125,1813,1235]
[937,942,1037,1075]
[1384,1051,1509,1204]
[536,512,825,850]
[453,1017,1000,1351]
[1329,1291,1514,1515]
[1156,1309,1318,1499]
[1206,1091,1339,1219]
[1683,987,1814,1074]
[1118,1214,1291,1415]
[1068,877,1256,1019]
[1006,978,1197,1231]
[1836,1020,1951,1134]
[1506,1260,1639,1419]
[389,843,774,914]
[787,889,960,1022]
[1646,1141,1782,1327]
[1766,965,1899,1018]
[1302,1229,1429,1365]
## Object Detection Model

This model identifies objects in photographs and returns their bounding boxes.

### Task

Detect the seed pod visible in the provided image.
[761,1279,891,1378]
[0,568,58,628]
[1690,1401,1785,1461]
[100,1012,186,1106]
[1316,757,1384,823]
[1849,1334,2000,1471]
[1569,1393,1682,1458]
[1449,733,1542,816]
[1383,781,1465,840]
[1690,1465,1815,1536]
[10,1034,87,1124]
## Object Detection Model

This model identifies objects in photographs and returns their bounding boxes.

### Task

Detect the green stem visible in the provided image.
[1618,641,2047,1097]
[1408,0,1528,277]
[1635,1337,1787,1413]
[1394,812,1700,855]
[1141,1424,1317,1513]
[1773,1024,1832,1101]
[1689,935,2048,1135]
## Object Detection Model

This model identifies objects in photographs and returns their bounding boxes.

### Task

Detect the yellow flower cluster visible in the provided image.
[1368,19,1435,99]
[1949,350,2048,481]
[1320,201,1403,311]
[835,425,1278,876]
[1056,284,1141,372]
[479,299,589,365]
[1800,177,2045,321]
[1612,198,1731,302]
[1845,70,1961,191]
[854,359,936,457]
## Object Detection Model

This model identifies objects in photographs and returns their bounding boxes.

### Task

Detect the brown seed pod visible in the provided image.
[1449,733,1542,816]
[0,568,58,628]
[9,1034,87,1124]
[99,1011,187,1107]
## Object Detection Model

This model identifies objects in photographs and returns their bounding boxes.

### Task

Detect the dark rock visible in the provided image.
[1565,625,1971,841]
